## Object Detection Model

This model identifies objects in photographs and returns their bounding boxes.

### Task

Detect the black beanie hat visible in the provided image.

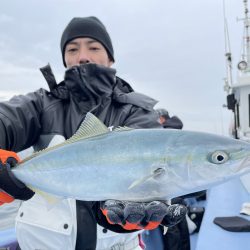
[60,16,114,67]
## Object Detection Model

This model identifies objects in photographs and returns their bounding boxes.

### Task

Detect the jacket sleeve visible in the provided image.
[123,106,161,129]
[0,89,45,152]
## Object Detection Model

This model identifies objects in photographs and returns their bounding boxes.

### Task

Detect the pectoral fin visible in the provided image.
[128,173,156,190]
[128,166,166,190]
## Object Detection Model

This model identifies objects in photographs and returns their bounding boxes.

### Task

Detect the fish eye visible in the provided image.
[209,151,229,164]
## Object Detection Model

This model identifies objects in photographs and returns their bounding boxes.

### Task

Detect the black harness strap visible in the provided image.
[40,64,58,91]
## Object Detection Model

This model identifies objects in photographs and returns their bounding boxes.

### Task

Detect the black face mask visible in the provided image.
[64,63,116,102]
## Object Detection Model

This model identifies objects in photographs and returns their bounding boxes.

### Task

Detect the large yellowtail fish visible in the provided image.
[11,113,250,201]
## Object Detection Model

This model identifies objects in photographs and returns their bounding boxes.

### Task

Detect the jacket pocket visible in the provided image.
[15,194,76,250]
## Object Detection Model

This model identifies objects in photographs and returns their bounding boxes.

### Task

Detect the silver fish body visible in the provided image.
[12,113,250,201]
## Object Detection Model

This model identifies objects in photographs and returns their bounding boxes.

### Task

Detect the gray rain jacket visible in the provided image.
[0,63,160,249]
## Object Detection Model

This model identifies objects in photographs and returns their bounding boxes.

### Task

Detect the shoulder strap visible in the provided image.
[40,64,58,91]
[40,64,69,100]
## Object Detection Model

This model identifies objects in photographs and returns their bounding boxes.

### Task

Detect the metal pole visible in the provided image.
[243,0,250,66]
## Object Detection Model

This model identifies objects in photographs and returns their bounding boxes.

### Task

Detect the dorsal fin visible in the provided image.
[66,112,109,143]
[20,113,109,164]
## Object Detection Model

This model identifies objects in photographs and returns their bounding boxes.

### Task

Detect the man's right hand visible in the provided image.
[0,149,34,205]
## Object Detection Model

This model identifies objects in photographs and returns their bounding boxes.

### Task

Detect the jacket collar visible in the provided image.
[64,63,116,102]
[44,63,158,110]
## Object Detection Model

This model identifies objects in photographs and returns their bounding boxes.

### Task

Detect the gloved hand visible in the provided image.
[0,149,34,205]
[101,200,187,230]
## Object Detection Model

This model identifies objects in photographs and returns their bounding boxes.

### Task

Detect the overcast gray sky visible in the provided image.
[0,0,244,134]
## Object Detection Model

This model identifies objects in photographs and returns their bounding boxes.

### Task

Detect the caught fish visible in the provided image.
[11,113,250,202]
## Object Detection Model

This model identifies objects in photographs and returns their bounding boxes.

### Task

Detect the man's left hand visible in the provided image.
[101,200,187,230]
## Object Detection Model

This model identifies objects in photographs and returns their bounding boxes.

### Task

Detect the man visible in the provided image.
[156,108,183,129]
[0,17,186,249]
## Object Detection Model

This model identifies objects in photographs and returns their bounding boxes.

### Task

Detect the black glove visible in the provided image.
[0,149,34,204]
[101,200,187,230]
